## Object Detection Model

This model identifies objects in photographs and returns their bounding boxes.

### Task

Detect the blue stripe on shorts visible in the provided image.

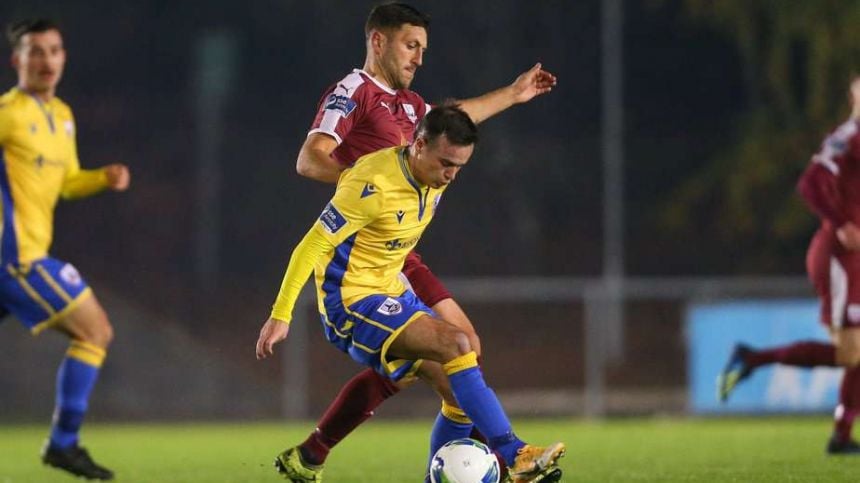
[320,290,434,381]
[0,257,90,329]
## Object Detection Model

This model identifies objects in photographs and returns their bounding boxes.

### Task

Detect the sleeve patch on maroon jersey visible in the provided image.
[324,94,358,118]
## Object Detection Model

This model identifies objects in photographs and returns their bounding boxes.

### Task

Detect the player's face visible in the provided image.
[380,24,427,90]
[12,29,66,97]
[411,135,473,189]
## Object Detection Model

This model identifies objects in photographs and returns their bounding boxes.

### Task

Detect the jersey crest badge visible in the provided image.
[324,93,358,118]
[319,202,348,234]
[402,103,417,123]
[396,210,405,223]
[377,297,403,316]
[59,263,83,287]
[360,183,377,198]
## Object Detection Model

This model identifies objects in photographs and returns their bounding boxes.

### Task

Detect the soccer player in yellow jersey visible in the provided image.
[256,105,565,482]
[1,19,129,480]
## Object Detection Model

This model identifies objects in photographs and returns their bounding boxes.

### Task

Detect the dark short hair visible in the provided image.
[365,3,430,37]
[416,104,478,147]
[6,18,61,50]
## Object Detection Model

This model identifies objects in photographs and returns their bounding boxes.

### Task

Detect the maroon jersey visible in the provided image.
[309,69,431,167]
[798,117,860,328]
[798,118,860,231]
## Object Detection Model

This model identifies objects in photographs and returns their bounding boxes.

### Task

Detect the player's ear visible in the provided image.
[370,30,386,54]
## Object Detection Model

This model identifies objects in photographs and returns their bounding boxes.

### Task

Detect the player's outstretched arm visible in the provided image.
[458,62,557,124]
[61,163,131,200]
[296,133,344,184]
[255,226,336,359]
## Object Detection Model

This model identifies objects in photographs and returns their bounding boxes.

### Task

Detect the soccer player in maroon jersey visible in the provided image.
[270,3,558,482]
[719,76,860,455]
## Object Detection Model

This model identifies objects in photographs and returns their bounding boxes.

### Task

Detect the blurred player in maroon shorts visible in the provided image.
[270,3,557,482]
[719,76,860,455]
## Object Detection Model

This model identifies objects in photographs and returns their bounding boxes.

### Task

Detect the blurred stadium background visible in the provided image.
[2,0,858,426]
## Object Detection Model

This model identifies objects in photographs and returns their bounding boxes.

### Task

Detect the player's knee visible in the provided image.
[81,320,114,349]
[450,330,473,357]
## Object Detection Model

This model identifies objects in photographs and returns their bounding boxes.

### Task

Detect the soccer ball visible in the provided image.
[429,438,500,483]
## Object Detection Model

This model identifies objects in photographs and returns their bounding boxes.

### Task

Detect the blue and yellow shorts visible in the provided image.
[320,290,434,381]
[0,257,92,335]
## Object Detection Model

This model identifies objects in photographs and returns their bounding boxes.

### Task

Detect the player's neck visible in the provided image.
[404,146,426,187]
[18,84,56,103]
[362,59,395,91]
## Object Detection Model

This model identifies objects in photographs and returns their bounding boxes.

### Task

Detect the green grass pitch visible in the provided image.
[1,417,858,482]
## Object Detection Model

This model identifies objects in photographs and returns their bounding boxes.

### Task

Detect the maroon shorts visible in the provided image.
[807,228,860,329]
[402,251,452,308]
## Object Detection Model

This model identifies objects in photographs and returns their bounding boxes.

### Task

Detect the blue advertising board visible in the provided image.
[687,299,842,414]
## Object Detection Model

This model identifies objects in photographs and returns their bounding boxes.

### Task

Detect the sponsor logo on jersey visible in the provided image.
[319,202,348,234]
[377,297,403,316]
[380,101,393,113]
[361,183,377,198]
[324,93,358,118]
[59,263,83,286]
[402,103,417,123]
[396,210,405,223]
[385,236,419,251]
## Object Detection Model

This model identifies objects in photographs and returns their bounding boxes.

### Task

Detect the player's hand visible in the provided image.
[837,222,860,251]
[104,164,130,191]
[510,62,557,104]
[256,317,291,360]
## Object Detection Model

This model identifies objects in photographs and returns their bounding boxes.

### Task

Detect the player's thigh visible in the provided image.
[431,298,481,357]
[54,294,113,348]
[388,314,467,363]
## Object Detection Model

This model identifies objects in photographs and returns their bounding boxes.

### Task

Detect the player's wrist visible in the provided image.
[269,313,292,326]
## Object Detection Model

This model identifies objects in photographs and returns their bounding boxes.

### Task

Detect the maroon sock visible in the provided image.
[746,341,836,369]
[835,366,860,443]
[299,368,400,465]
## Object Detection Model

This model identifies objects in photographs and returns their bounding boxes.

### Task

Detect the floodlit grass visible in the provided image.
[0,417,858,482]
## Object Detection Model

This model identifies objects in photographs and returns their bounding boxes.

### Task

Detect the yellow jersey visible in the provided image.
[0,87,108,266]
[271,146,446,322]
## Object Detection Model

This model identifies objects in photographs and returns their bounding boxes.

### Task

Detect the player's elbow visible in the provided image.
[295,154,315,178]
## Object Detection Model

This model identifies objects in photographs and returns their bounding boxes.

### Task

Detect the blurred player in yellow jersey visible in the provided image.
[1,19,130,480]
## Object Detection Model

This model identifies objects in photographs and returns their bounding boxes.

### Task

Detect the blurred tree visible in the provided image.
[659,0,860,271]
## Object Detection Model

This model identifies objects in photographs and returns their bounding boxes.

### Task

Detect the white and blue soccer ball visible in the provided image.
[430,438,500,483]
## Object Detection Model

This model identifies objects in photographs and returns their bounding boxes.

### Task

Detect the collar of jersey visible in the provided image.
[397,147,430,221]
[354,69,397,95]
[16,86,56,133]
